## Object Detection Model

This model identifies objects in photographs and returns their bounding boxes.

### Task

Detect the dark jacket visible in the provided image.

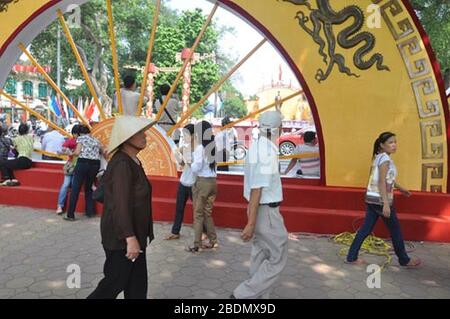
[100,151,154,250]
[0,136,12,160]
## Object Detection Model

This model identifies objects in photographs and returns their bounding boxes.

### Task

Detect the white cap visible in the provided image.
[259,111,283,130]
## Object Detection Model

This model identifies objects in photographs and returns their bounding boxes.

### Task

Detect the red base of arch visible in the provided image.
[2,162,450,243]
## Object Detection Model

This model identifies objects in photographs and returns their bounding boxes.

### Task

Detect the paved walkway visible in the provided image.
[0,205,450,299]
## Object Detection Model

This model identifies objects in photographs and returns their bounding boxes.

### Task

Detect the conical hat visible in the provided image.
[108,115,156,153]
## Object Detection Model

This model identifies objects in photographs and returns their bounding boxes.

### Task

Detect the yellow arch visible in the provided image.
[0,0,448,192]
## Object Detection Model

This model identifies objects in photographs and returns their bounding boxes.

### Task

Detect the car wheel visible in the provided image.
[234,144,247,160]
[279,141,295,156]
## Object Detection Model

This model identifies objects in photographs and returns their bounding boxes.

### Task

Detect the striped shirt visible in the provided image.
[295,143,320,177]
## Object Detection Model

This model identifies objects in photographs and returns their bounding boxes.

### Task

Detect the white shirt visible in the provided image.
[366,153,397,205]
[115,88,147,116]
[41,130,65,154]
[174,144,197,187]
[252,127,259,140]
[191,144,217,178]
[215,128,237,153]
[244,136,283,204]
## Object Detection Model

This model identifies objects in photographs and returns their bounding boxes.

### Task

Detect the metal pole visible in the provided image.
[57,25,61,89]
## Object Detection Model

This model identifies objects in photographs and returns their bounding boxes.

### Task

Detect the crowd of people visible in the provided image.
[89,109,421,300]
[1,73,421,299]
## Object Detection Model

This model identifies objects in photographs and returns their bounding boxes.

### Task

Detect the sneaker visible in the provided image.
[63,216,76,221]
[1,179,12,186]
[56,207,64,215]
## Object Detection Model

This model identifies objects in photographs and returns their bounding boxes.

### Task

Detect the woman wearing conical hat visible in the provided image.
[88,115,156,299]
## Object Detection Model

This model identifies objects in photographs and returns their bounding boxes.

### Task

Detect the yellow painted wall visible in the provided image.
[230,0,447,191]
[0,0,49,46]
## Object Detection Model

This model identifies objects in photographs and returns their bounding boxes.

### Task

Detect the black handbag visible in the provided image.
[92,174,105,203]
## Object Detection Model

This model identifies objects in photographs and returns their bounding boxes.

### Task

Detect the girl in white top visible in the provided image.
[165,124,197,240]
[346,132,421,268]
[187,121,218,252]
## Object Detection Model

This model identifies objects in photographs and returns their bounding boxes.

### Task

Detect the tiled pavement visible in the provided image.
[0,205,450,299]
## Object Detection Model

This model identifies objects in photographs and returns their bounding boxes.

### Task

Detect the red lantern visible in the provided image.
[181,48,191,60]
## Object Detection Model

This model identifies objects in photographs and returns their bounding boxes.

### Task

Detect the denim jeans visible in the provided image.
[66,159,100,218]
[57,175,73,208]
[347,203,410,266]
[170,183,192,235]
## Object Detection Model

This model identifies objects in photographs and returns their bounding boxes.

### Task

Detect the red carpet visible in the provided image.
[1,162,449,242]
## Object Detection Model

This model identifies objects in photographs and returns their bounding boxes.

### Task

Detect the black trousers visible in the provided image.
[67,159,100,218]
[217,149,229,171]
[171,183,192,235]
[0,157,32,180]
[42,154,62,161]
[87,249,148,299]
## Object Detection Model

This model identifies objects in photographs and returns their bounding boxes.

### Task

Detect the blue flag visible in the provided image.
[50,96,61,117]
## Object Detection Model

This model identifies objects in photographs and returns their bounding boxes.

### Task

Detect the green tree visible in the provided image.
[220,80,247,118]
[29,1,233,114]
[410,0,450,88]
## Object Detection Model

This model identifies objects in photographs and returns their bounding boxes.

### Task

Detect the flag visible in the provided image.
[63,98,70,120]
[77,97,83,114]
[84,97,90,115]
[68,97,74,119]
[84,97,95,120]
[278,64,283,82]
[91,102,100,122]
[50,96,61,117]
[56,96,65,118]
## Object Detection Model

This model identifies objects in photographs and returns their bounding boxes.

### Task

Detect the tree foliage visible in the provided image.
[410,0,450,87]
[221,80,247,119]
[29,1,233,113]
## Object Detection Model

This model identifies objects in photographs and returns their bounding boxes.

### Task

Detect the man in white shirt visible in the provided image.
[154,84,181,133]
[215,116,237,172]
[114,75,148,116]
[41,127,65,161]
[232,110,288,299]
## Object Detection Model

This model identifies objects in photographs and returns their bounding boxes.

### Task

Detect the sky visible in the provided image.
[166,0,300,96]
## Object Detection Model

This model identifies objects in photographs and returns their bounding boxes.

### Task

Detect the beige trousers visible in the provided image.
[233,205,288,299]
[192,177,217,247]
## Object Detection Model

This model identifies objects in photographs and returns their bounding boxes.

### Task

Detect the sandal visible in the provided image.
[164,233,180,240]
[344,258,366,265]
[402,257,421,269]
[56,207,64,215]
[185,246,200,253]
[201,241,219,249]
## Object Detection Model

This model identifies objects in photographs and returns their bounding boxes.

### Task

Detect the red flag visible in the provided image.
[84,98,95,120]
[278,64,282,82]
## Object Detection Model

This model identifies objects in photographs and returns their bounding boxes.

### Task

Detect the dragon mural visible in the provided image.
[280,0,390,82]
[0,0,19,13]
